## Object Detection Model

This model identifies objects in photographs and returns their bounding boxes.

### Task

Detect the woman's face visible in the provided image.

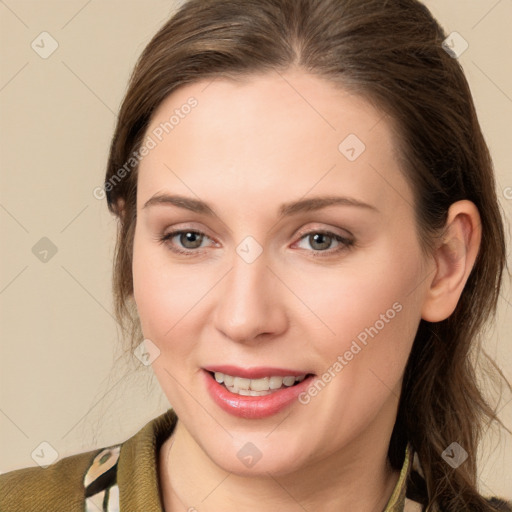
[132,69,433,475]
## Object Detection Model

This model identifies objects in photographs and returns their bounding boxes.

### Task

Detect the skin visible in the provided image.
[129,68,481,511]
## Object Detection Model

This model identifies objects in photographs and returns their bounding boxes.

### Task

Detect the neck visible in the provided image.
[158,421,401,512]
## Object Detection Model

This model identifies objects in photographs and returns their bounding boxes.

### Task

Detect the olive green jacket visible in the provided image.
[1,408,510,511]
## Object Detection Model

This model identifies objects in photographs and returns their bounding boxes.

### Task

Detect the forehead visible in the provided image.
[136,69,413,217]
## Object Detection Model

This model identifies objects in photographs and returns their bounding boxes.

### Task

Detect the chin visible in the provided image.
[200,435,309,478]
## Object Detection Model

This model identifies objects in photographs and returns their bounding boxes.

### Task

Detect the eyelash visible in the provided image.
[157,229,355,258]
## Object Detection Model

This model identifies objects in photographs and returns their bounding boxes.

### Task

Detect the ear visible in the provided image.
[114,198,126,222]
[421,200,482,322]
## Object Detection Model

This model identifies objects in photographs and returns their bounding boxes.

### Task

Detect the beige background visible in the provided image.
[1,0,511,500]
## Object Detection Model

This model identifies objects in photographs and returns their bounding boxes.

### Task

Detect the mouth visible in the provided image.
[202,366,317,419]
[206,371,312,396]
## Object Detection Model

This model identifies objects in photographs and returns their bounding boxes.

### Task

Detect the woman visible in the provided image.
[1,0,511,510]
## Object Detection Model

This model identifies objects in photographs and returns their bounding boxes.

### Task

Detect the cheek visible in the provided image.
[132,241,194,408]
[132,232,180,340]
[293,251,422,439]
[289,237,424,354]
[287,240,424,426]
[132,233,215,351]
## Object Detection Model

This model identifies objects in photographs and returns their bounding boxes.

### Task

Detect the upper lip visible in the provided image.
[203,365,313,379]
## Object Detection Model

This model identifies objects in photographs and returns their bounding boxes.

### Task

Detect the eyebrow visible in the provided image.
[142,193,379,217]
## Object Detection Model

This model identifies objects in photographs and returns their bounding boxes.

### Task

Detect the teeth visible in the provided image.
[223,374,234,387]
[282,376,296,386]
[269,376,283,389]
[233,377,250,390]
[212,371,307,395]
[250,377,269,391]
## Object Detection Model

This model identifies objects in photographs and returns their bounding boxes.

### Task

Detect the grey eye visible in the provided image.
[176,231,205,249]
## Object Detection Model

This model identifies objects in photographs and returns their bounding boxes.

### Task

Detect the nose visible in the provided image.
[213,248,289,345]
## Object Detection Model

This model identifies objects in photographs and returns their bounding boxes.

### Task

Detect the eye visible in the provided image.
[157,228,355,258]
[294,230,354,256]
[158,229,214,255]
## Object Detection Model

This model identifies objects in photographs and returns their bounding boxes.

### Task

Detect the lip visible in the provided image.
[203,365,310,379]
[202,369,316,419]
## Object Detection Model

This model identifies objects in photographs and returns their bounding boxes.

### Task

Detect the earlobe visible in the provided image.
[421,200,482,322]
[115,198,126,221]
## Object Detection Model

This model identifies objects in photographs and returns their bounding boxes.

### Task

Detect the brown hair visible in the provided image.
[104,0,511,509]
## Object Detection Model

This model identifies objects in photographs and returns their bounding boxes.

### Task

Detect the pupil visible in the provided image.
[182,232,202,248]
[311,233,330,250]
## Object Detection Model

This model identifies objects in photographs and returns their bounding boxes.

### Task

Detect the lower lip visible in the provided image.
[203,370,315,419]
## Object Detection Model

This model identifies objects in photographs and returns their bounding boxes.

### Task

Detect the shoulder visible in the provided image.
[0,409,178,512]
[0,445,115,512]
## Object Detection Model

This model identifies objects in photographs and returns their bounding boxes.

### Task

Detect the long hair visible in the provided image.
[103,1,510,509]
